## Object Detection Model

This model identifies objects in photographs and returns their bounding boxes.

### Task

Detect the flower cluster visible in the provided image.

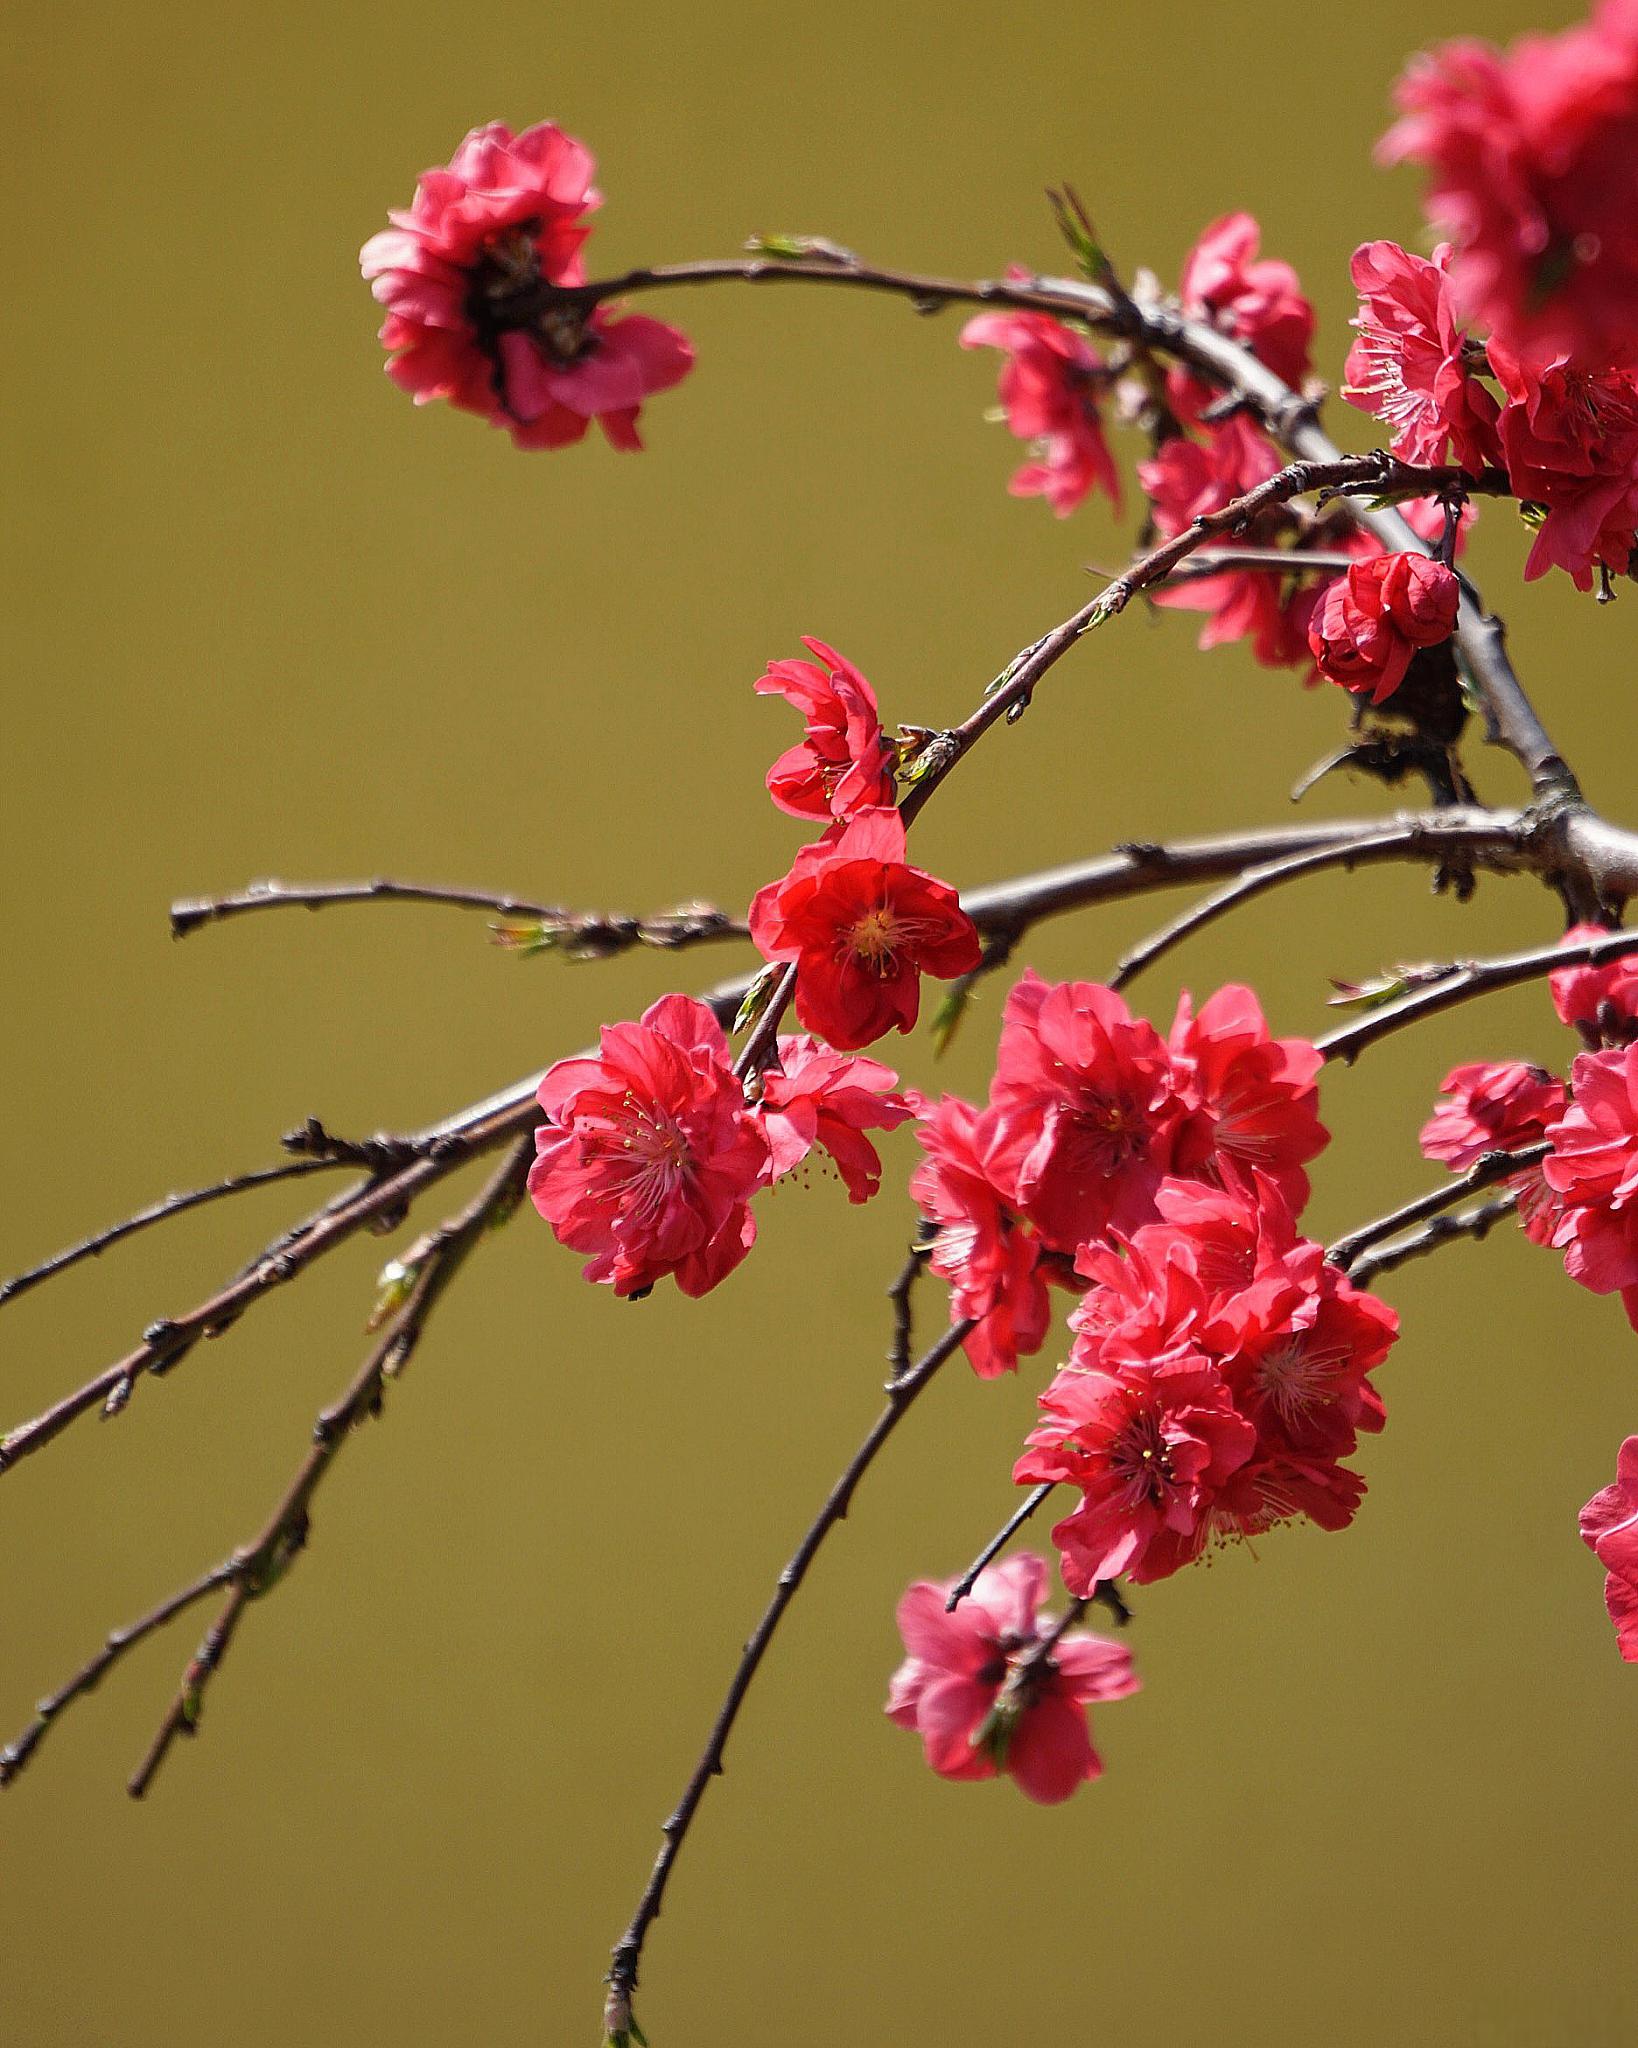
[528,993,909,1295]
[908,974,1327,1378]
[886,1553,1138,1802]
[1016,1175,1396,1589]
[361,120,693,450]
[1342,3,1638,589]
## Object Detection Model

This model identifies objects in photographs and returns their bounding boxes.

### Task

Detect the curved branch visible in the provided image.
[1344,1191,1522,1287]
[604,1314,974,2043]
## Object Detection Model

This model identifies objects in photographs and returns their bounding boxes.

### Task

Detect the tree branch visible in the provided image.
[124,1138,533,1799]
[1343,1191,1522,1287]
[172,878,747,959]
[0,1159,345,1311]
[1325,1144,1549,1275]
[603,1313,975,2044]
[1317,929,1638,1065]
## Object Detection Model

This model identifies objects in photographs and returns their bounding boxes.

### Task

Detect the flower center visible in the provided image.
[847,906,903,974]
[1253,1337,1345,1428]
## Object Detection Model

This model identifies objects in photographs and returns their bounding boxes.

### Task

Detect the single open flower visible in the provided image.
[886,1552,1139,1803]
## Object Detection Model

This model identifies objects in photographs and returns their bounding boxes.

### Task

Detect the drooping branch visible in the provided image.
[2,1139,533,1793]
[603,1313,975,2043]
[945,1482,1056,1612]
[546,250,1578,802]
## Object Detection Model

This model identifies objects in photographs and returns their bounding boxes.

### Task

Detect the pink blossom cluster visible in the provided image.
[361,121,692,450]
[1017,1174,1396,1589]
[909,976,1328,1379]
[1419,930,1638,1660]
[1347,2,1638,589]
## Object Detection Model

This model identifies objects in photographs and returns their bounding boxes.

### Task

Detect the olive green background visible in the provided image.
[7,2,1636,2042]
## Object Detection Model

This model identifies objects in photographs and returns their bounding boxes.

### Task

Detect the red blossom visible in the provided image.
[1167,985,1328,1213]
[1579,1435,1638,1660]
[747,809,981,1052]
[1490,341,1638,588]
[1342,240,1502,470]
[908,1094,1054,1379]
[757,1036,912,1202]
[1167,212,1315,421]
[886,1552,1139,1804]
[1544,1042,1638,1326]
[754,639,897,823]
[1308,552,1460,703]
[960,310,1121,516]
[987,971,1180,1255]
[1551,924,1638,1043]
[1382,3,1638,367]
[528,994,767,1297]
[361,120,692,451]
[1421,1060,1567,1246]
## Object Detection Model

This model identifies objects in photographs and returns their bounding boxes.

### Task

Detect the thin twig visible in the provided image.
[122,1138,532,1799]
[1317,929,1638,1065]
[603,1315,975,2043]
[945,1483,1056,1611]
[1325,1146,1548,1275]
[1108,827,1444,993]
[1344,1191,1522,1288]
[0,1159,344,1311]
[885,1239,933,1382]
[0,1564,239,1786]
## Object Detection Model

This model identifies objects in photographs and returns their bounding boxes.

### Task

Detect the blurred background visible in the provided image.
[7,1,1636,2041]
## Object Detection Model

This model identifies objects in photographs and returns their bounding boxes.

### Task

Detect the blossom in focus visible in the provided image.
[1308,551,1461,702]
[960,310,1121,515]
[1579,1436,1638,1660]
[747,809,982,1051]
[1168,212,1315,420]
[361,120,693,450]
[754,639,898,822]
[908,1093,1054,1378]
[1544,1042,1638,1327]
[757,1036,912,1202]
[1342,240,1501,470]
[1551,924,1638,1043]
[987,971,1179,1254]
[528,993,767,1296]
[1167,985,1328,1214]
[1421,1059,1567,1245]
[1017,1179,1396,1590]
[1382,4,1638,366]
[1490,342,1638,588]
[885,1552,1139,1803]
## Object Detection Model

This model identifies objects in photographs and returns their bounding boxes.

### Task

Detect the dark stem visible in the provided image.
[1325,1145,1549,1275]
[172,877,746,959]
[1108,826,1455,993]
[885,1240,933,1382]
[1343,1191,1521,1287]
[123,1138,533,1799]
[0,1159,344,1311]
[1317,929,1638,1065]
[604,1315,975,2039]
[945,1483,1056,1611]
